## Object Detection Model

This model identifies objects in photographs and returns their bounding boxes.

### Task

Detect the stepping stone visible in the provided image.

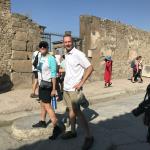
[11,114,53,140]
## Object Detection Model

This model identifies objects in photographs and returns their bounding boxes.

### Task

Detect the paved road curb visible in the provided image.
[86,88,146,105]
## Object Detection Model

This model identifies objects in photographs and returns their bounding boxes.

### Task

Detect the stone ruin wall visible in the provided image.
[0,0,12,86]
[80,15,150,81]
[11,14,43,87]
[1,1,150,88]
[0,0,43,88]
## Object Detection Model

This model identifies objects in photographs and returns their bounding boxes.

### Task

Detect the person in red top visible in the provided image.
[104,56,113,87]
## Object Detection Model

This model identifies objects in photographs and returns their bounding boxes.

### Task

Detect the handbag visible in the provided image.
[77,90,89,109]
[40,80,52,89]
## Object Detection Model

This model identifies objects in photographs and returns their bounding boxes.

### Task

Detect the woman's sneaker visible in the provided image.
[108,82,112,87]
[30,93,38,98]
[32,121,47,128]
[61,131,77,139]
[104,83,108,88]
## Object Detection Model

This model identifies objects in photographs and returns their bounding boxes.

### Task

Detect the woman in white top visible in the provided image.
[32,41,65,140]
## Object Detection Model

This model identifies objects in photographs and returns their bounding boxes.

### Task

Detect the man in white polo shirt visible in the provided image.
[62,34,94,150]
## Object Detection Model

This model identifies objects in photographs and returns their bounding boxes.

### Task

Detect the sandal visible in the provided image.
[30,93,38,98]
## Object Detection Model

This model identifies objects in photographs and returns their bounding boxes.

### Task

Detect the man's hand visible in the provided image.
[51,89,56,96]
[73,65,93,90]
[73,81,84,90]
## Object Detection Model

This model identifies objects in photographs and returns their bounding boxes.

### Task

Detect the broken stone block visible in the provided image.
[12,40,27,51]
[11,60,32,73]
[33,44,39,52]
[11,72,32,87]
[27,52,33,60]
[12,50,28,60]
[15,31,28,41]
[27,42,33,52]
[142,65,150,78]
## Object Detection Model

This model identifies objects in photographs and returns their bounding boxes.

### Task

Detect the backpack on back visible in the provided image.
[33,52,39,69]
[130,60,135,68]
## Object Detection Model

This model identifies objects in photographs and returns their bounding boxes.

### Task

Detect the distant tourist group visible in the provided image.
[103,55,144,87]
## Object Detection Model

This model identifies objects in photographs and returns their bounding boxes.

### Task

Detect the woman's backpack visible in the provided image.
[130,60,135,68]
[33,52,39,69]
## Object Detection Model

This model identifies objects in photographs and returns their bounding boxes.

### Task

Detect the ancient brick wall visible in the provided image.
[0,0,43,88]
[11,13,43,87]
[80,15,150,81]
[0,0,12,86]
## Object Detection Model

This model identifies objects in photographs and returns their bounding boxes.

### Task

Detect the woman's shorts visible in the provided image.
[33,71,38,79]
[39,87,52,103]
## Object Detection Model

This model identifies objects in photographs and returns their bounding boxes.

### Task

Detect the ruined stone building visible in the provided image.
[1,0,150,89]
[0,0,44,89]
[80,15,150,81]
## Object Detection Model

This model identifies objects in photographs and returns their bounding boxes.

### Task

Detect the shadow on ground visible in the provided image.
[0,74,13,94]
[9,108,150,150]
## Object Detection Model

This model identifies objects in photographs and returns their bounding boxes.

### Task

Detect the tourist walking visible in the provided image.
[30,49,41,98]
[131,57,138,83]
[135,56,143,83]
[62,34,94,150]
[32,41,65,140]
[55,50,63,101]
[104,56,113,87]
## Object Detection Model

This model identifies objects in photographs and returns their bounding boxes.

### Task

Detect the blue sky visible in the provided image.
[11,0,150,37]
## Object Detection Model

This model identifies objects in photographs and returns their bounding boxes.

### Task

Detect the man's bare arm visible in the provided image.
[73,65,94,90]
[81,65,94,84]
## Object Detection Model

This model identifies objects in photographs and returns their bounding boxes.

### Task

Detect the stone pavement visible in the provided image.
[0,78,149,123]
[0,78,149,149]
[84,78,150,104]
[0,92,150,150]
